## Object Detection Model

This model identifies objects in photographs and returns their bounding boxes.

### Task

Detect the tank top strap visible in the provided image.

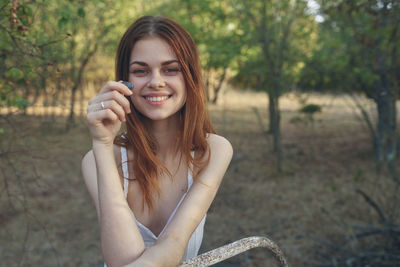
[120,146,129,198]
[187,150,195,190]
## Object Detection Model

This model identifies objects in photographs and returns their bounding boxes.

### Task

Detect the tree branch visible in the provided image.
[355,188,386,223]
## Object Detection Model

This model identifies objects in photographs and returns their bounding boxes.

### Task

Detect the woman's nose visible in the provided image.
[147,71,166,88]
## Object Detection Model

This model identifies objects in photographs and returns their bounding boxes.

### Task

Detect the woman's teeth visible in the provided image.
[145,96,169,102]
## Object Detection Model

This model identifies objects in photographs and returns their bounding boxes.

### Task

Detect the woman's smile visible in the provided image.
[128,36,187,121]
[143,94,172,105]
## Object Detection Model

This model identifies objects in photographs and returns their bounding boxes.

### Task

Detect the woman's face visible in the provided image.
[128,36,187,122]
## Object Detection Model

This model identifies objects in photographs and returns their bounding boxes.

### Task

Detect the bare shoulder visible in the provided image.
[207,133,233,159]
[194,134,232,186]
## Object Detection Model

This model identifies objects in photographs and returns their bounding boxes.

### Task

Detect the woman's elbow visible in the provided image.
[103,247,145,267]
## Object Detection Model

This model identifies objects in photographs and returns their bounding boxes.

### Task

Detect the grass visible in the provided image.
[0,89,397,266]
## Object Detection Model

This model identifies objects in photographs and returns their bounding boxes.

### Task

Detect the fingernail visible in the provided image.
[121,81,134,91]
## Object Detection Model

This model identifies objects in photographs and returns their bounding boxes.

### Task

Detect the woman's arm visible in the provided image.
[124,133,233,267]
[82,145,145,266]
[82,81,145,267]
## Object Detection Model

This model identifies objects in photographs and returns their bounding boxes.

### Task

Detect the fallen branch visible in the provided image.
[180,236,289,267]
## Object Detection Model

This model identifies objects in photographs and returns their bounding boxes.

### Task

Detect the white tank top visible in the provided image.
[120,146,206,261]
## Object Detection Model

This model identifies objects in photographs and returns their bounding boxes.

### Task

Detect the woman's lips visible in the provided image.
[143,95,171,105]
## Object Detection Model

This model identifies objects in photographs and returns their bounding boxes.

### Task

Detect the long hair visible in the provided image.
[114,16,215,211]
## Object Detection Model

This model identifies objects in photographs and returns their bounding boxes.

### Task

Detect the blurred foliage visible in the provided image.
[230,0,317,94]
[299,0,400,98]
[299,103,321,115]
[1,0,398,110]
[1,0,399,142]
[0,0,143,116]
[298,0,400,177]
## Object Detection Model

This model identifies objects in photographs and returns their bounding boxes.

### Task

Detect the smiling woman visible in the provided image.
[82,16,232,267]
[128,37,187,120]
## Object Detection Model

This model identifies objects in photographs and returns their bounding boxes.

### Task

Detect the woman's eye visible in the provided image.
[132,69,148,76]
[164,68,180,75]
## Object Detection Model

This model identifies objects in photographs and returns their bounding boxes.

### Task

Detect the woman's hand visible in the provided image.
[86,81,133,146]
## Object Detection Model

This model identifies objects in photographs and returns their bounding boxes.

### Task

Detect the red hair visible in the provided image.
[114,16,215,211]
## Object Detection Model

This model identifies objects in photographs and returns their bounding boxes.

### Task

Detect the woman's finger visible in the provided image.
[87,97,127,121]
[89,90,131,114]
[86,108,119,126]
[100,81,133,97]
[96,100,127,122]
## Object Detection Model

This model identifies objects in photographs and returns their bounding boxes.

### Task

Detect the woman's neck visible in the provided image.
[145,113,181,160]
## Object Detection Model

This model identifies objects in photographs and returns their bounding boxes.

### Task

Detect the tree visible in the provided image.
[48,0,122,128]
[0,0,62,115]
[300,0,400,178]
[230,0,317,171]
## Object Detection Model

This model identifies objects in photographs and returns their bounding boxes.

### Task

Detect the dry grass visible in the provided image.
[0,89,398,266]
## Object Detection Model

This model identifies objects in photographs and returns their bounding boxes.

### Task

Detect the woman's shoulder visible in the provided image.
[206,133,233,154]
[192,133,232,186]
[204,133,233,169]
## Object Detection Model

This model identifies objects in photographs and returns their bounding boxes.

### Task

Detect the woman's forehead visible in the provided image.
[130,36,178,64]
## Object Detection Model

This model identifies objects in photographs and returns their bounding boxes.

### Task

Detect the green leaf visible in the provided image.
[4,84,12,93]
[0,34,13,51]
[15,97,30,109]
[60,8,72,19]
[353,169,363,182]
[0,84,12,101]
[5,68,24,80]
[58,17,69,31]
[37,33,50,44]
[299,104,322,114]
[77,7,85,18]
[331,184,337,192]
[18,3,33,26]
[26,71,36,80]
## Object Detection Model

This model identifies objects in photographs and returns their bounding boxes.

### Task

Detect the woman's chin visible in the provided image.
[143,111,181,123]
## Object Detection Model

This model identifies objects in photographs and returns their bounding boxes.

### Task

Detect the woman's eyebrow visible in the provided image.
[161,60,179,66]
[130,61,147,66]
[129,60,179,66]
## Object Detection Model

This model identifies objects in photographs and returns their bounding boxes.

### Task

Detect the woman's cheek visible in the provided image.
[130,77,148,90]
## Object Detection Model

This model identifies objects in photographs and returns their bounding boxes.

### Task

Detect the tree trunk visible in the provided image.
[268,91,282,172]
[66,84,77,129]
[211,69,227,104]
[66,41,99,129]
[373,27,398,179]
[204,69,210,102]
[80,80,85,117]
[268,94,273,134]
[374,85,397,179]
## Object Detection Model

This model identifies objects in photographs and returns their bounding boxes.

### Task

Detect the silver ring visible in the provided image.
[100,101,105,110]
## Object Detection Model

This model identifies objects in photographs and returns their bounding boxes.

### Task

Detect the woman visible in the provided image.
[82,16,232,267]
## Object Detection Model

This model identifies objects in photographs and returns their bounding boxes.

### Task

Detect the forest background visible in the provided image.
[1,0,400,266]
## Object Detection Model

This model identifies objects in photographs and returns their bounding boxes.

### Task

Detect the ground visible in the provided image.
[0,90,396,266]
